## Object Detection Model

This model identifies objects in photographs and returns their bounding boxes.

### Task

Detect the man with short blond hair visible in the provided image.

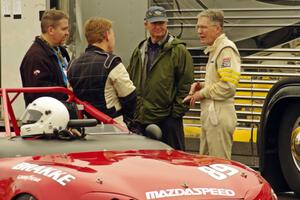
[184,9,241,159]
[68,17,136,126]
[84,18,112,44]
[20,9,70,106]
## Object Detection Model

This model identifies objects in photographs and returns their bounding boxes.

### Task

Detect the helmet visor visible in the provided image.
[21,109,43,125]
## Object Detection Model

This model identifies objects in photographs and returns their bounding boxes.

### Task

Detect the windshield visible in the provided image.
[84,123,130,135]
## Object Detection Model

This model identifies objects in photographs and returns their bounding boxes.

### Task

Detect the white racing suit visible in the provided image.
[199,34,241,159]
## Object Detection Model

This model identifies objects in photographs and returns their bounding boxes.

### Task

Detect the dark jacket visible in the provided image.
[68,45,121,117]
[20,36,70,106]
[68,45,136,120]
[127,35,194,124]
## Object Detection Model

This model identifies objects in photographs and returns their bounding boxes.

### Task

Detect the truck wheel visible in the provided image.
[15,194,37,200]
[278,103,300,196]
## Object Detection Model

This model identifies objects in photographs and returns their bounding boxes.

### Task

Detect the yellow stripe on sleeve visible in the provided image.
[218,68,240,86]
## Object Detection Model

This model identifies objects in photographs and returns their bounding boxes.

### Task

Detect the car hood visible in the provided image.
[8,150,267,199]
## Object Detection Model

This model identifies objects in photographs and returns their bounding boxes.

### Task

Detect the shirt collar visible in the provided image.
[148,31,169,46]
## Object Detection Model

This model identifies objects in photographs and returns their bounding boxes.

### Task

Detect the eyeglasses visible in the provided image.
[195,24,217,31]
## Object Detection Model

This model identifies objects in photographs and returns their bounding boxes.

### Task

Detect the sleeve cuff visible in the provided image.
[199,87,208,99]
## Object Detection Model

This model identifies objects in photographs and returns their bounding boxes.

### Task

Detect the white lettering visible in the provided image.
[166,189,175,197]
[47,170,67,180]
[38,167,56,176]
[12,162,33,170]
[210,164,239,176]
[218,188,227,195]
[57,174,76,186]
[174,189,185,196]
[225,189,235,196]
[184,188,194,195]
[24,164,40,172]
[12,162,75,186]
[210,188,218,195]
[201,188,210,195]
[158,190,168,198]
[17,175,41,182]
[193,187,202,195]
[31,166,47,173]
[198,164,239,180]
[146,191,158,199]
[145,187,236,199]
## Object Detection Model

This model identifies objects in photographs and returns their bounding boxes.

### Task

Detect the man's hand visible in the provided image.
[189,82,202,95]
[183,82,204,106]
[183,90,204,106]
[189,91,204,106]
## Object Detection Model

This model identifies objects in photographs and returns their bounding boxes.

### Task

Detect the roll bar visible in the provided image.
[0,87,127,137]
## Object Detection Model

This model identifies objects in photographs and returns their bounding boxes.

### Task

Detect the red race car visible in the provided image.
[0,87,277,200]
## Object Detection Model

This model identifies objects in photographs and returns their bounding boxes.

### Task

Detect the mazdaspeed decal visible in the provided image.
[12,162,75,186]
[145,187,235,199]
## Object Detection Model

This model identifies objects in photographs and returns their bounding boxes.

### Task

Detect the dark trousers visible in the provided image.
[134,117,185,151]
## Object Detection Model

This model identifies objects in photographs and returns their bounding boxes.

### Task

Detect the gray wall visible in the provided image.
[73,0,147,66]
[0,0,46,116]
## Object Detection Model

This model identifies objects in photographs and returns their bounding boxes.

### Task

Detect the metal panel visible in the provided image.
[0,0,46,116]
[72,0,147,66]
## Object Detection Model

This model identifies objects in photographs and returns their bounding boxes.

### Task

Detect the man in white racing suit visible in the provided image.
[184,9,241,159]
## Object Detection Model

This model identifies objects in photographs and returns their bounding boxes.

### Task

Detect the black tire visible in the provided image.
[278,103,300,196]
[15,194,37,200]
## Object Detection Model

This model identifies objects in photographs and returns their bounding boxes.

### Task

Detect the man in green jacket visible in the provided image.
[127,6,194,150]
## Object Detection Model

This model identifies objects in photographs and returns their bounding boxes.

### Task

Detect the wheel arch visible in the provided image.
[12,193,37,200]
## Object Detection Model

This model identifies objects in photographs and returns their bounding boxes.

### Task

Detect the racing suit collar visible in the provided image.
[85,44,106,52]
[204,33,226,55]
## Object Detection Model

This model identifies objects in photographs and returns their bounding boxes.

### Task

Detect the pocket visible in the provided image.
[208,102,219,126]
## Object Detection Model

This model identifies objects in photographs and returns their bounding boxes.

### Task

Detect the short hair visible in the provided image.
[41,9,69,33]
[197,9,224,29]
[84,18,112,44]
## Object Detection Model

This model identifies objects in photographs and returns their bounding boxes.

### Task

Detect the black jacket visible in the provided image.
[68,45,136,120]
[68,45,121,117]
[20,36,70,106]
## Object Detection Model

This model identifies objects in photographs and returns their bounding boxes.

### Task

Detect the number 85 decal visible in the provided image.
[198,164,239,180]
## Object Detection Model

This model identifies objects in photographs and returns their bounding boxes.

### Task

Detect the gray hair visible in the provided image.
[197,9,224,29]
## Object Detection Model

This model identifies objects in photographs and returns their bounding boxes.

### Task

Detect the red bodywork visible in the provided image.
[0,87,277,200]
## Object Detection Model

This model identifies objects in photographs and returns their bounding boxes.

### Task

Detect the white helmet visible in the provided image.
[20,97,70,136]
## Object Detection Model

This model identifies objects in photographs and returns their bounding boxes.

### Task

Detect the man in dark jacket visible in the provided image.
[20,9,70,106]
[127,6,194,150]
[68,18,136,126]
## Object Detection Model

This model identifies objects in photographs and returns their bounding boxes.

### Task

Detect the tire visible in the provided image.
[15,194,37,200]
[278,103,300,196]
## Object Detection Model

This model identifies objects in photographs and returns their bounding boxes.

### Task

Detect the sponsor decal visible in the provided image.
[17,175,41,182]
[12,162,75,186]
[198,164,239,180]
[145,187,235,199]
[221,57,231,68]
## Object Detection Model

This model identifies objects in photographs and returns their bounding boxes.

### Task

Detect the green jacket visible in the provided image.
[127,35,194,124]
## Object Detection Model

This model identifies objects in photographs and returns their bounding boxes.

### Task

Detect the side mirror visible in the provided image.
[145,124,162,140]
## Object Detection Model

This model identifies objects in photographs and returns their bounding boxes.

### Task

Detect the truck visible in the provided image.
[259,77,300,196]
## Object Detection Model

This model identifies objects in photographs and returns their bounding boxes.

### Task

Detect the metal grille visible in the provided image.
[149,0,300,140]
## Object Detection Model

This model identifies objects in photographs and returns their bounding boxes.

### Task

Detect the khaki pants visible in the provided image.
[199,100,237,159]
